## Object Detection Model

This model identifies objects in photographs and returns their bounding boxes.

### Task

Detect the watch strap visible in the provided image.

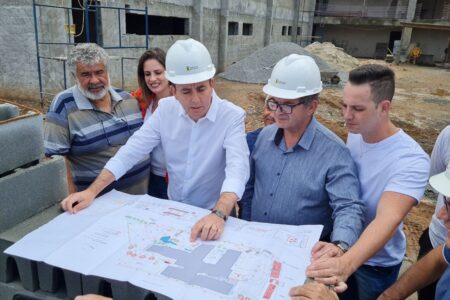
[331,240,349,253]
[211,209,227,221]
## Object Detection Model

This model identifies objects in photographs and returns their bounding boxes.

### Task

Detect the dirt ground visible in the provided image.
[2,59,449,262]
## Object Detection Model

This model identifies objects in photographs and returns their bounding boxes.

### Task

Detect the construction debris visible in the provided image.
[219,42,339,84]
[305,42,360,72]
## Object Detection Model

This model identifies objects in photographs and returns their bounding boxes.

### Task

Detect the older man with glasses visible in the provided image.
[239,55,365,268]
[44,43,150,195]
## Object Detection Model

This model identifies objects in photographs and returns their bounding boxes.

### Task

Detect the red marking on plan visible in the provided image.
[270,261,281,278]
[263,283,276,299]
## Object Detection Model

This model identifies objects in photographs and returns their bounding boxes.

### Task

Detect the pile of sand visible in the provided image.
[219,42,337,84]
[305,42,360,72]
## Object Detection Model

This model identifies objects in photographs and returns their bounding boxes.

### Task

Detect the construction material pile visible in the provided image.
[305,42,360,72]
[219,42,339,84]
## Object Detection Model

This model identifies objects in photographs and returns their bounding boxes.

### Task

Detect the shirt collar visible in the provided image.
[176,89,219,123]
[73,85,122,110]
[273,116,317,151]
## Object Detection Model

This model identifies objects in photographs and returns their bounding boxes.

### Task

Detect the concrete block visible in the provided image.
[0,156,68,232]
[0,280,65,300]
[62,269,82,299]
[82,275,129,299]
[0,105,43,175]
[0,103,19,121]
[0,254,18,283]
[110,280,130,300]
[81,275,110,295]
[36,262,63,293]
[0,205,61,284]
[15,257,39,291]
[128,284,160,300]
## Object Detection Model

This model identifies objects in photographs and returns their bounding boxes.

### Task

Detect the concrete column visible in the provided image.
[264,0,274,46]
[300,0,315,47]
[218,0,230,72]
[399,27,413,53]
[397,0,417,62]
[192,0,203,42]
[405,0,417,20]
[293,0,300,44]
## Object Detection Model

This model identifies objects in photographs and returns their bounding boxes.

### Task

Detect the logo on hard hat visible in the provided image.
[275,79,286,85]
[185,65,199,72]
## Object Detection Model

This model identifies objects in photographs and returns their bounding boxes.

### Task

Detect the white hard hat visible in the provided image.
[430,163,450,197]
[263,54,323,99]
[165,38,216,84]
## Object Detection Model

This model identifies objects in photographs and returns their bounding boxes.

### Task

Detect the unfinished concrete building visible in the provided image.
[313,0,450,61]
[0,0,316,103]
[1,0,448,105]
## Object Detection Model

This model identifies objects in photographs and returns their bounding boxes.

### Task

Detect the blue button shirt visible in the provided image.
[246,127,263,154]
[240,117,365,246]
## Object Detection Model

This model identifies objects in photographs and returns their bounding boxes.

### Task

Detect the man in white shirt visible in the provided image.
[305,64,429,299]
[60,38,250,242]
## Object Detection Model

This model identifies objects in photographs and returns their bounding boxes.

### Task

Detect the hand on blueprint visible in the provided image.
[190,213,225,241]
[289,282,339,300]
[310,242,344,261]
[74,294,112,300]
[305,257,350,293]
[60,189,96,214]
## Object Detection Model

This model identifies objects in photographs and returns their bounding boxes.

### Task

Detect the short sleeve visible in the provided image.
[44,103,71,156]
[385,148,430,202]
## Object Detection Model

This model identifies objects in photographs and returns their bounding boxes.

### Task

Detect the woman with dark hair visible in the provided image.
[131,48,171,199]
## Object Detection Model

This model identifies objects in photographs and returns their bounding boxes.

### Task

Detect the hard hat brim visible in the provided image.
[430,172,450,197]
[165,68,216,85]
[263,83,322,99]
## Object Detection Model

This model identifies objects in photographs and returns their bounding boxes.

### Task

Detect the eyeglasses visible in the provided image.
[100,119,132,147]
[266,98,306,114]
[94,106,132,147]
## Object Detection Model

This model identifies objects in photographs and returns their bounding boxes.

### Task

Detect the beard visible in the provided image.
[77,81,110,101]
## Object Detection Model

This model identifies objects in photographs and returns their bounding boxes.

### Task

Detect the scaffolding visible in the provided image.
[32,0,149,108]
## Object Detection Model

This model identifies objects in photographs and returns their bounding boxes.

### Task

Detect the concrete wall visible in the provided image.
[1,0,314,102]
[225,0,267,65]
[5,0,445,102]
[0,1,46,101]
[410,28,450,61]
[314,24,402,57]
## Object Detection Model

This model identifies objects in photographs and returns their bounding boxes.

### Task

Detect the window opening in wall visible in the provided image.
[126,13,189,35]
[288,26,292,36]
[243,23,253,36]
[228,21,239,35]
[282,26,287,35]
[72,0,100,43]
[297,26,301,35]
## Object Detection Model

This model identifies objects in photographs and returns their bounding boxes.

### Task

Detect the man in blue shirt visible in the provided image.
[240,54,365,258]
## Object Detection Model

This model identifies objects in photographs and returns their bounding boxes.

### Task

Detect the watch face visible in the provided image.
[212,209,227,221]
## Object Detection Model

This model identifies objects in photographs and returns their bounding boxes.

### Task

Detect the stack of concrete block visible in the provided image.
[0,101,69,299]
[0,102,171,300]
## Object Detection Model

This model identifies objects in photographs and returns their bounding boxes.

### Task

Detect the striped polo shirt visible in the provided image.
[44,85,150,194]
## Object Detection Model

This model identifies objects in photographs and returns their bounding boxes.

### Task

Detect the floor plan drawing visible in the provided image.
[5,190,323,300]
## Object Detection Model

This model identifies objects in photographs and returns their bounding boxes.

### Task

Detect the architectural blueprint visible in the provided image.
[5,190,323,300]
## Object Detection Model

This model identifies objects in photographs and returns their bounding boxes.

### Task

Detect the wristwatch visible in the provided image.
[332,240,349,253]
[211,209,227,221]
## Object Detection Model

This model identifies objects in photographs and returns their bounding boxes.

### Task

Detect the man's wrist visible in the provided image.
[331,240,349,253]
[211,209,227,221]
